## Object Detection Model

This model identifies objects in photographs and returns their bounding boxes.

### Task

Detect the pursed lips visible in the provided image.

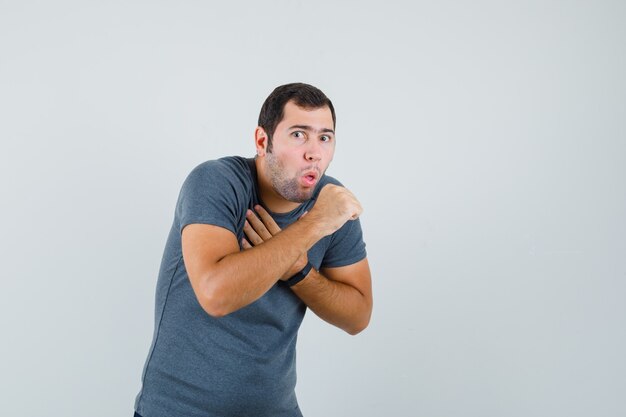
[301,166,320,179]
[300,167,320,186]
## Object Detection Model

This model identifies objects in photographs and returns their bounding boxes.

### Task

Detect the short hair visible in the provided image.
[258,83,336,152]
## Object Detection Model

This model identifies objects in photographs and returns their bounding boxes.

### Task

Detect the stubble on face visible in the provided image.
[265,151,319,203]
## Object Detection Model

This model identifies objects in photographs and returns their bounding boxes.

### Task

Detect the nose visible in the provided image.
[304,140,322,162]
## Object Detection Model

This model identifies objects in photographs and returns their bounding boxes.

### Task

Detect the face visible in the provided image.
[260,100,336,203]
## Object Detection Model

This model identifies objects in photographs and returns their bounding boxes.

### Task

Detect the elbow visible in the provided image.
[345,316,371,336]
[346,300,373,335]
[346,327,364,336]
[196,276,231,318]
[200,300,229,318]
[346,323,368,336]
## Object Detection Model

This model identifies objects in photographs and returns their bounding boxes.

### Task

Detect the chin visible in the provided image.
[286,193,311,204]
[271,176,316,203]
[281,189,315,204]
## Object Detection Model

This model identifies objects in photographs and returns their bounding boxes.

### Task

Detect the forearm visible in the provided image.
[290,268,372,335]
[225,189,371,327]
[200,218,322,316]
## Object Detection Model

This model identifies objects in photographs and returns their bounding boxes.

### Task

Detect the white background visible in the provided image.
[1,1,625,416]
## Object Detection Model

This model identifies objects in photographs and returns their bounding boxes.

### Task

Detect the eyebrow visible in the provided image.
[288,125,335,135]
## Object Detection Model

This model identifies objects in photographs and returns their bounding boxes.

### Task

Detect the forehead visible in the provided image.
[278,100,334,130]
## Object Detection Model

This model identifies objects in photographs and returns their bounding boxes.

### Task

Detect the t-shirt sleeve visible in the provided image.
[175,161,243,236]
[320,218,367,268]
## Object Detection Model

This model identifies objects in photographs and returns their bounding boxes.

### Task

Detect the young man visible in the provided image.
[134,83,372,417]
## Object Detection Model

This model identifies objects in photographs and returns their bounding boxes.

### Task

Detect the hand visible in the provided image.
[241,205,309,281]
[306,184,363,237]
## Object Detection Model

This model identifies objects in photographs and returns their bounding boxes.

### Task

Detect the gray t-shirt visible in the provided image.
[135,156,367,417]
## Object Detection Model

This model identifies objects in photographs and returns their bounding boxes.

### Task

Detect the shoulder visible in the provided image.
[311,173,349,201]
[188,156,251,177]
[175,156,254,229]
[185,156,254,188]
[320,174,343,187]
[314,174,344,197]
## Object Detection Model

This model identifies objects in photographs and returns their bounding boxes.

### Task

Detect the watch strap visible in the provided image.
[286,261,314,287]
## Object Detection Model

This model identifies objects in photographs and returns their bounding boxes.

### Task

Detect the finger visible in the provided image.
[253,205,282,235]
[243,220,265,246]
[246,209,273,240]
[350,204,363,220]
[241,238,252,250]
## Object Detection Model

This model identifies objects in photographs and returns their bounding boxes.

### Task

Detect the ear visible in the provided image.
[254,127,268,157]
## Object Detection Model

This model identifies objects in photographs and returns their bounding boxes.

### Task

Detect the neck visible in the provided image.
[254,157,301,214]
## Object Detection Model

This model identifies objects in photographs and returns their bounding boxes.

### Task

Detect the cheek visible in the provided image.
[324,146,335,162]
[276,152,300,171]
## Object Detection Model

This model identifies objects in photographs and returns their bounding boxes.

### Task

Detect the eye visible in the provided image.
[292,131,305,139]
[320,135,332,142]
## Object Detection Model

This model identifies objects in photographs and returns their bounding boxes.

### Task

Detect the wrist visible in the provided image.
[297,212,328,241]
[286,261,314,287]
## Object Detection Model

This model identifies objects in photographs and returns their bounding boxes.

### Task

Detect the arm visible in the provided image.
[182,219,323,317]
[243,205,373,335]
[183,184,360,318]
[291,259,372,335]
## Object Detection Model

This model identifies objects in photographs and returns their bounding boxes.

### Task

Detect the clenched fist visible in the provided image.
[306,184,363,237]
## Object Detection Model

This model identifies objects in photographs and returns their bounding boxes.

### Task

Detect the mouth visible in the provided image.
[300,169,319,187]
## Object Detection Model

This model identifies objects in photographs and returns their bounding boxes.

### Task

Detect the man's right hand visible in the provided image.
[306,184,363,237]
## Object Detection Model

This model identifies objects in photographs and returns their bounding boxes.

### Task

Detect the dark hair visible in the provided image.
[258,83,336,152]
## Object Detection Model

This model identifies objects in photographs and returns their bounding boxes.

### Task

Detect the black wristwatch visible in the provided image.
[286,262,314,287]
